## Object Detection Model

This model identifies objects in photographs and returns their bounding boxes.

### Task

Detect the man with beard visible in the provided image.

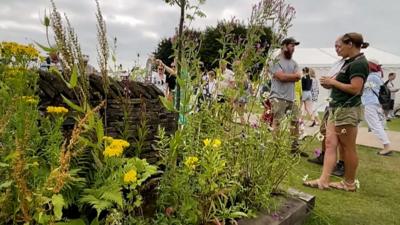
[268,38,306,156]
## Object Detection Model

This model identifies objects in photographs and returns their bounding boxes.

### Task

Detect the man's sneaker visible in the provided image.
[291,149,309,157]
[291,140,309,158]
[332,161,345,177]
[307,153,324,165]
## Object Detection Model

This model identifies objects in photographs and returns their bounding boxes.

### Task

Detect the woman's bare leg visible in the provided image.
[319,122,339,185]
[305,100,315,121]
[336,125,358,183]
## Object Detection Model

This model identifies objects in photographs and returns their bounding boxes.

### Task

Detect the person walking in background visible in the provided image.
[151,62,168,96]
[304,32,369,191]
[384,72,399,120]
[233,60,252,124]
[217,60,235,103]
[310,68,321,127]
[204,70,218,100]
[362,59,392,156]
[300,67,316,126]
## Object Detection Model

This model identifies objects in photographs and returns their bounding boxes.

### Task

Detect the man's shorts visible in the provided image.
[270,98,299,122]
[328,106,362,127]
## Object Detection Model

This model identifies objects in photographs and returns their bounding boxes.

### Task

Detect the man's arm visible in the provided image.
[273,71,301,82]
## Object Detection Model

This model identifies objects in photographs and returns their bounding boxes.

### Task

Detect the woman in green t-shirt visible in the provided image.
[304,33,369,191]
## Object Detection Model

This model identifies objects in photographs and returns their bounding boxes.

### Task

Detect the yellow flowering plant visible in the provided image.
[0,41,40,67]
[102,136,130,157]
[184,156,199,170]
[46,106,69,114]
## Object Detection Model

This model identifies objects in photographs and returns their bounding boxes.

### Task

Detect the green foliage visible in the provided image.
[155,102,302,224]
[52,194,66,220]
[153,20,273,72]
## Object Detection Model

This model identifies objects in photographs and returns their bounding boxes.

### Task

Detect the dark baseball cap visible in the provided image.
[281,37,300,46]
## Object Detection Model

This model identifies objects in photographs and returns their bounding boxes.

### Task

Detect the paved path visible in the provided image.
[243,113,400,152]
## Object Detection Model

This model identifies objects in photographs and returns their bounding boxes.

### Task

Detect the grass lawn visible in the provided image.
[282,141,400,225]
[386,118,400,132]
[360,117,400,132]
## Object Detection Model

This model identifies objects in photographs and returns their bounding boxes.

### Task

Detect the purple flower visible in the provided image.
[314,148,322,157]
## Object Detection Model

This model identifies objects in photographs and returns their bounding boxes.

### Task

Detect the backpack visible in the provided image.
[372,81,391,106]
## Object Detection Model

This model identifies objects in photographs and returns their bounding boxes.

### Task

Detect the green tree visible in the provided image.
[164,0,206,109]
[154,20,273,78]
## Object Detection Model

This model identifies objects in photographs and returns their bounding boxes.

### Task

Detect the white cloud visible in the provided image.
[0,20,43,32]
[0,0,399,69]
[109,15,145,27]
[221,8,237,20]
[142,30,159,40]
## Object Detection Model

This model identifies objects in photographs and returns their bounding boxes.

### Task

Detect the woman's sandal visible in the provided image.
[329,180,356,192]
[303,179,330,190]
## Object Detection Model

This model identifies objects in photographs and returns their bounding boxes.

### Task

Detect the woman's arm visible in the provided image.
[320,76,364,95]
[387,83,400,93]
[156,59,177,76]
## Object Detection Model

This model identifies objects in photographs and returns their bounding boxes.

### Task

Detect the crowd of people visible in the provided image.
[148,32,399,192]
[38,33,398,193]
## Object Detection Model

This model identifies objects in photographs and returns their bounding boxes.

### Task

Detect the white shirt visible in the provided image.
[207,80,217,99]
[387,80,399,100]
[327,59,346,77]
[151,71,167,95]
[220,68,234,90]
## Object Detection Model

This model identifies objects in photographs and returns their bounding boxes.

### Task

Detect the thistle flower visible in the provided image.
[314,148,322,157]
[46,106,69,114]
[184,156,199,170]
[124,169,137,184]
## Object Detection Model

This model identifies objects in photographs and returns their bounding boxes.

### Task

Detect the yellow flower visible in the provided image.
[212,139,222,148]
[112,139,130,148]
[103,138,130,157]
[124,169,138,184]
[203,138,211,147]
[184,156,199,170]
[103,145,124,157]
[102,136,114,143]
[21,96,38,104]
[46,106,69,114]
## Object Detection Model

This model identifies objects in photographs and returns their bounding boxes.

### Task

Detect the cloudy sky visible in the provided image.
[1,0,399,69]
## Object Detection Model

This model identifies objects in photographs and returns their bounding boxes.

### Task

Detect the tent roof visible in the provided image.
[293,47,400,67]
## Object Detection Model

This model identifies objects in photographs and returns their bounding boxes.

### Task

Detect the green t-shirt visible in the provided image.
[330,54,369,107]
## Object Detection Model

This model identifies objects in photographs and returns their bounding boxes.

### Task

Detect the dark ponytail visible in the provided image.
[342,32,369,49]
[361,42,369,49]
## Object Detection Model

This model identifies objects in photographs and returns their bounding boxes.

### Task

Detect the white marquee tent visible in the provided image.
[293,47,400,111]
